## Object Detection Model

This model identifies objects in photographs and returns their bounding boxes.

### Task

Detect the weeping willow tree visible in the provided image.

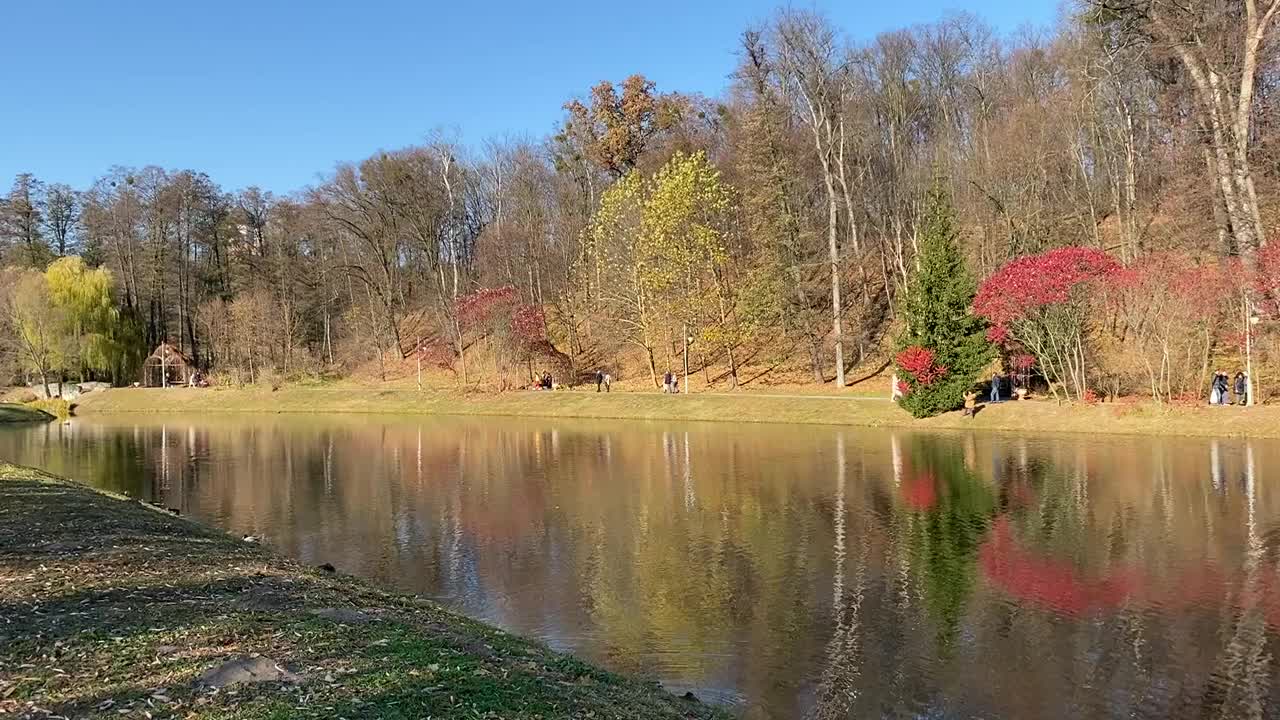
[45,256,140,384]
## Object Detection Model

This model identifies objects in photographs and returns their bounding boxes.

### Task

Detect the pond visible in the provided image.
[2,414,1278,718]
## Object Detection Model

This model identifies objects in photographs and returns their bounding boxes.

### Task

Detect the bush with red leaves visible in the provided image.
[454,286,519,331]
[511,305,546,345]
[896,345,948,386]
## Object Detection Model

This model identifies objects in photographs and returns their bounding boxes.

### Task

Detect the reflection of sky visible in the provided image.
[1,417,1278,718]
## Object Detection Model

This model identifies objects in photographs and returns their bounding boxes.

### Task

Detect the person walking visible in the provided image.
[1211,371,1228,405]
[603,373,612,393]
[595,369,604,393]
[990,372,1002,404]
[1235,371,1248,406]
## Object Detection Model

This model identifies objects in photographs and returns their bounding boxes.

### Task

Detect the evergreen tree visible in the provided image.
[897,184,993,418]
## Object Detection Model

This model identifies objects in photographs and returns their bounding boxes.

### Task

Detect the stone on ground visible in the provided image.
[197,656,301,688]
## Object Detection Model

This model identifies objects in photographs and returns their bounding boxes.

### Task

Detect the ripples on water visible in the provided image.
[2,415,1278,719]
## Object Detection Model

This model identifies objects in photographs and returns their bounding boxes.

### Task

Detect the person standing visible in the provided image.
[1235,371,1248,406]
[990,372,1001,403]
[1212,371,1227,405]
[603,373,612,393]
[663,370,673,394]
[595,369,604,393]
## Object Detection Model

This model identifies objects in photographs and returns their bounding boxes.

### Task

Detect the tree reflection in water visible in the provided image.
[3,417,1280,718]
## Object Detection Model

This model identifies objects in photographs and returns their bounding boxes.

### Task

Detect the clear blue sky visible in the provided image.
[1,0,1058,195]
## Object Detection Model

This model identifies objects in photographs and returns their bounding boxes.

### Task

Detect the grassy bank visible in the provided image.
[0,464,726,720]
[74,384,1280,439]
[0,403,54,424]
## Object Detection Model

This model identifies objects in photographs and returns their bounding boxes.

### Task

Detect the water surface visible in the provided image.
[2,415,1278,719]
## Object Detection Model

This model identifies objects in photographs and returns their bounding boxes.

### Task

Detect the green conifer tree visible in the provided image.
[897,184,993,418]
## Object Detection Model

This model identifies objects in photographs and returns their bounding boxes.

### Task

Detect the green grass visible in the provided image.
[0,464,728,720]
[0,402,54,423]
[74,384,1280,438]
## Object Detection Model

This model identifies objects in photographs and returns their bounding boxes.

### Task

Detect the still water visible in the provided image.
[2,415,1279,718]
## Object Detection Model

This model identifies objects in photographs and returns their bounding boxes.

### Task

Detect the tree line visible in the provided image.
[1,1,1277,400]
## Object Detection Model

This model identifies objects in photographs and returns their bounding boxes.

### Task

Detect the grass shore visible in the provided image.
[74,383,1280,439]
[0,403,54,424]
[0,464,727,720]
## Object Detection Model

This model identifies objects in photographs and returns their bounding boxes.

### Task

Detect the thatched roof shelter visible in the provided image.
[142,342,195,388]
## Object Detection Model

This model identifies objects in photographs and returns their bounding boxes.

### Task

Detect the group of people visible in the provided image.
[662,370,680,394]
[532,369,617,391]
[1209,371,1248,406]
[961,372,1026,418]
[594,369,613,392]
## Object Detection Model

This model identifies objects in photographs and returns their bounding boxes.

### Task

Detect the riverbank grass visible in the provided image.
[75,384,1280,438]
[0,464,726,720]
[0,403,54,423]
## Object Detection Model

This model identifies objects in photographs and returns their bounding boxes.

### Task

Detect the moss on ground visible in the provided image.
[0,464,727,720]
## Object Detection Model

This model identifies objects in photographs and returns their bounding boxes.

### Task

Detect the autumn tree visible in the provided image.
[589,172,661,386]
[975,246,1121,401]
[561,75,684,178]
[0,268,67,397]
[639,151,740,388]
[1105,254,1232,401]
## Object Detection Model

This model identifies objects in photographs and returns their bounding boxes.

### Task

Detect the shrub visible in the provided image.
[27,397,71,419]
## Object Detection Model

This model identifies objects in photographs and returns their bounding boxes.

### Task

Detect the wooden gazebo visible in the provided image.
[142,342,195,388]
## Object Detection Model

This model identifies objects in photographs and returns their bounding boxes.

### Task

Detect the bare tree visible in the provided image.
[772,10,854,387]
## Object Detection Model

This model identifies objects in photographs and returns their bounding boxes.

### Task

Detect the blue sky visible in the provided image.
[1,1,1058,195]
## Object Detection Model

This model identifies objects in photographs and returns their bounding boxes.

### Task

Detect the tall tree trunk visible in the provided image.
[824,176,845,387]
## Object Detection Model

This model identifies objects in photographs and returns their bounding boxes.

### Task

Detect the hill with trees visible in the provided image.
[1,2,1277,403]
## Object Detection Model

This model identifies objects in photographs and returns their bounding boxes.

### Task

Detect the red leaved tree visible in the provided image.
[1105,254,1234,402]
[974,247,1120,402]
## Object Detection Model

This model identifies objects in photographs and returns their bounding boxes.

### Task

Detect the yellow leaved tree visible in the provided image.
[638,151,741,388]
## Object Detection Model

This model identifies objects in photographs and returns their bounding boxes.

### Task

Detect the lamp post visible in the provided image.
[1245,300,1259,407]
[682,324,691,395]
